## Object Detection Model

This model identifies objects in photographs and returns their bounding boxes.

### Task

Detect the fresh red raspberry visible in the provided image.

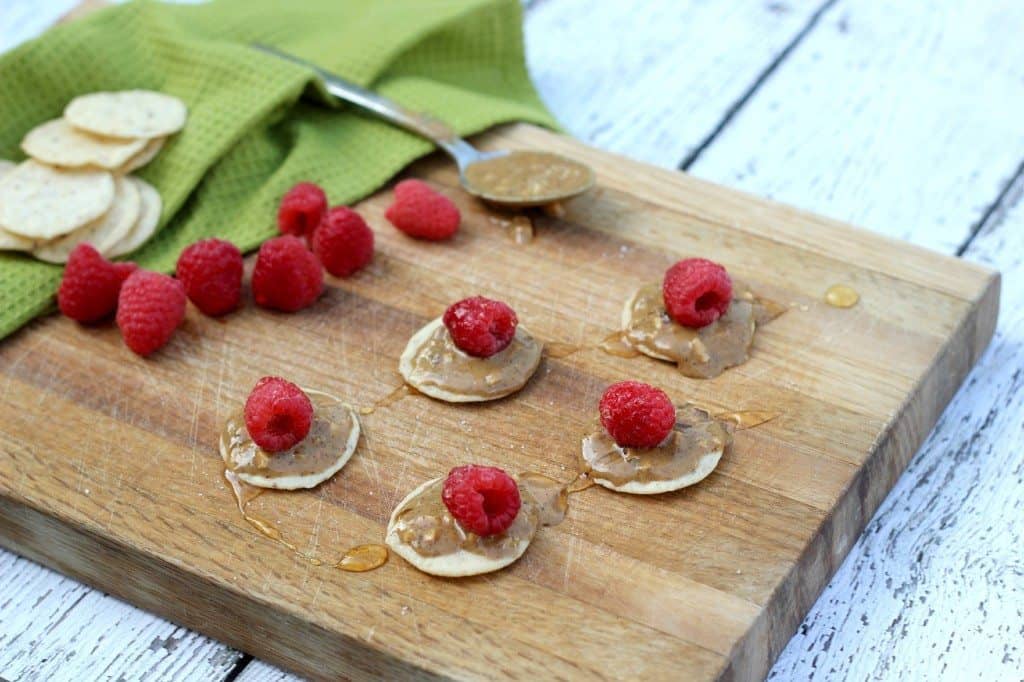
[175,238,243,317]
[243,376,314,453]
[662,258,733,328]
[251,235,323,312]
[115,270,187,356]
[277,182,327,239]
[311,206,374,277]
[384,179,460,241]
[441,464,521,537]
[442,296,518,358]
[599,381,676,449]
[57,243,137,323]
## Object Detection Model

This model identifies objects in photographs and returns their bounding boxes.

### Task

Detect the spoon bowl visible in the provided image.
[254,44,595,209]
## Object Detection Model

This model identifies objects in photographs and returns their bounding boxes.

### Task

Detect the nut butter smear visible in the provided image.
[616,281,784,378]
[391,478,541,560]
[580,405,733,493]
[221,390,357,487]
[401,320,542,402]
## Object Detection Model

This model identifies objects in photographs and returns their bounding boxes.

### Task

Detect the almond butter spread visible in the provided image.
[464,151,593,203]
[517,472,570,527]
[621,281,783,379]
[404,322,542,400]
[221,390,355,481]
[391,478,541,559]
[580,405,733,487]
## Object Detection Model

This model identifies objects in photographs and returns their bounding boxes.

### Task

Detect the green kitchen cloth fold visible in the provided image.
[0,0,556,340]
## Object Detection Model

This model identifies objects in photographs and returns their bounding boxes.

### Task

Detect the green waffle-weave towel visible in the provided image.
[0,0,555,339]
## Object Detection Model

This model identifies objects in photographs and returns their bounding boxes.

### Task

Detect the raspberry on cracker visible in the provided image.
[277,182,327,239]
[58,243,137,323]
[385,179,460,241]
[442,464,522,536]
[599,380,676,449]
[252,235,324,312]
[312,206,374,277]
[116,270,187,356]
[662,257,733,328]
[243,376,314,453]
[442,296,518,358]
[176,238,243,317]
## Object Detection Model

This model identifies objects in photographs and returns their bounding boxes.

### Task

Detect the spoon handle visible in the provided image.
[253,44,479,165]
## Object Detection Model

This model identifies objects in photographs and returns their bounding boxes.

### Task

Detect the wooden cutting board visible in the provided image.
[0,122,999,680]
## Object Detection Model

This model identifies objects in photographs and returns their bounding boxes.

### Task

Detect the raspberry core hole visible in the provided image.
[695,291,723,312]
[480,489,504,516]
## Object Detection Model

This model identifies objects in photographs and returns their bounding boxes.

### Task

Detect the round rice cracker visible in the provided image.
[32,176,141,264]
[65,90,187,139]
[0,160,33,251]
[21,118,147,170]
[108,177,161,258]
[589,447,725,495]
[116,137,165,174]
[218,393,361,491]
[0,160,115,240]
[385,477,537,577]
[398,318,543,403]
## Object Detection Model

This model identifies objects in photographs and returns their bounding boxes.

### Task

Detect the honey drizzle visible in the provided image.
[507,215,534,245]
[565,471,595,494]
[713,410,780,430]
[359,383,419,415]
[598,331,640,358]
[545,342,582,359]
[825,284,860,308]
[336,544,389,572]
[224,469,302,555]
[224,470,386,572]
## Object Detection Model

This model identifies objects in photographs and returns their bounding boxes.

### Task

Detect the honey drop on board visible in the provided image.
[507,215,534,244]
[362,384,419,415]
[545,342,581,359]
[714,410,779,430]
[565,472,596,494]
[598,331,640,358]
[337,544,389,572]
[825,284,859,308]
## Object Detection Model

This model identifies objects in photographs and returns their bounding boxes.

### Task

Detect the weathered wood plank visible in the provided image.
[524,0,827,167]
[770,174,1024,681]
[688,0,1024,254]
[0,552,242,680]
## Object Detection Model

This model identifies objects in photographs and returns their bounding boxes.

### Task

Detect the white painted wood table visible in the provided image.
[2,1,1022,679]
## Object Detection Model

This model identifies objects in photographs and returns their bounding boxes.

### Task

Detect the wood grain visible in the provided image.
[0,122,998,680]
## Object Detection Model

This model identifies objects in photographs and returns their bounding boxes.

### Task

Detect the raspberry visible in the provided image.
[277,182,327,239]
[385,179,460,241]
[311,206,374,277]
[243,376,314,453]
[57,243,137,323]
[175,238,243,317]
[115,270,187,356]
[599,381,676,449]
[442,464,521,537]
[251,235,323,312]
[442,296,518,358]
[662,258,733,328]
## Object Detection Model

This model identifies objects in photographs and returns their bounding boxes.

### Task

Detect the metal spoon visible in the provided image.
[253,44,594,208]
